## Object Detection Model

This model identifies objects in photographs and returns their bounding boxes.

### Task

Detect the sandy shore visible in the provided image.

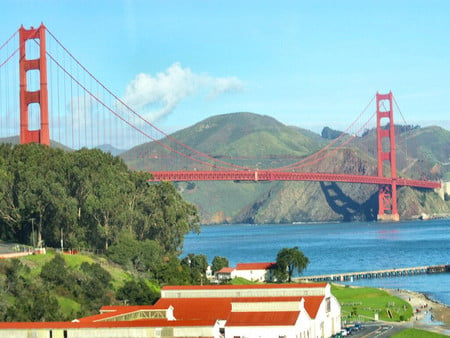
[388,288,450,335]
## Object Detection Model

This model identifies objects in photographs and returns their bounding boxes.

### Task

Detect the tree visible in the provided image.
[181,253,208,284]
[140,182,200,255]
[275,247,309,282]
[116,279,159,305]
[40,254,68,286]
[107,232,164,273]
[0,145,200,257]
[212,256,229,274]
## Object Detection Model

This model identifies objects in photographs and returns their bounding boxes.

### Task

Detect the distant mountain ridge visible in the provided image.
[120,112,450,224]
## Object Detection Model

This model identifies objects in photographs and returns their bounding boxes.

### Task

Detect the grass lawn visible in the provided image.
[231,277,259,285]
[392,328,449,337]
[332,284,413,322]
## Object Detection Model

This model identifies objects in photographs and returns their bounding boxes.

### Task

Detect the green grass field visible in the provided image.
[391,328,448,337]
[332,284,413,322]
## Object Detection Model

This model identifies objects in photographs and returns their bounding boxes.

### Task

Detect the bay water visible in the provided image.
[183,219,450,306]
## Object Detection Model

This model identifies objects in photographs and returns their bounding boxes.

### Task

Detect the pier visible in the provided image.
[296,264,450,283]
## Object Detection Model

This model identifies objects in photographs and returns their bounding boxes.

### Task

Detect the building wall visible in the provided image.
[234,269,267,282]
[0,329,50,338]
[0,326,215,338]
[225,311,311,338]
[311,295,341,338]
[225,325,298,338]
[162,285,327,299]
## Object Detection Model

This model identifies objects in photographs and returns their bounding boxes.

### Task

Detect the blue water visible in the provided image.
[183,219,450,306]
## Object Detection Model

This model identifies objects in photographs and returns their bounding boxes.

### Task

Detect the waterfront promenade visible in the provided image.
[296,264,450,282]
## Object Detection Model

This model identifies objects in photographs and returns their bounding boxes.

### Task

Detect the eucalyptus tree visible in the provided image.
[275,246,309,282]
[143,181,200,255]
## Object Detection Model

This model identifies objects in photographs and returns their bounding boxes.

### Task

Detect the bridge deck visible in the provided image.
[150,170,441,189]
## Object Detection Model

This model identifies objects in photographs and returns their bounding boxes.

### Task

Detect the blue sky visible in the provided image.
[2,0,450,134]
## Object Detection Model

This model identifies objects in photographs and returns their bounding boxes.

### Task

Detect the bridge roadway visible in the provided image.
[150,170,441,189]
[294,264,450,282]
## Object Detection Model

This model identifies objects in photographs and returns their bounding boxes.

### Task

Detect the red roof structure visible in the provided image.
[235,262,276,270]
[226,311,300,326]
[216,267,235,274]
[0,282,339,338]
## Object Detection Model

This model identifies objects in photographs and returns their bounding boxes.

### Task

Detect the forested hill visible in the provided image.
[0,143,199,253]
[121,112,450,224]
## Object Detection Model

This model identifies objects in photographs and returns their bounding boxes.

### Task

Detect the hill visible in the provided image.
[120,113,450,224]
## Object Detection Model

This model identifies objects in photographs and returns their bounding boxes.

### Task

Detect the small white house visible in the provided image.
[234,262,277,282]
[215,267,236,281]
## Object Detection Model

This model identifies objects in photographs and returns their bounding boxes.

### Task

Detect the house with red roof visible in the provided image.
[235,262,277,282]
[215,262,277,282]
[0,282,341,338]
[215,266,236,281]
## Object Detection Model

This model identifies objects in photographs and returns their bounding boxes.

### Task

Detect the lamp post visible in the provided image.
[30,218,36,249]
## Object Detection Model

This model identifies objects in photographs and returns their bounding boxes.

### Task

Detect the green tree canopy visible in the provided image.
[0,144,200,256]
[275,246,309,282]
[212,256,229,273]
[116,278,160,305]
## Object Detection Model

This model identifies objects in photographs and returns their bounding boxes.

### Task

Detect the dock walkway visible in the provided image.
[296,264,449,282]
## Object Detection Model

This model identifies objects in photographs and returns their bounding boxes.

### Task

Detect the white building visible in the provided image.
[0,283,341,338]
[215,262,277,282]
[234,262,277,282]
[215,266,236,281]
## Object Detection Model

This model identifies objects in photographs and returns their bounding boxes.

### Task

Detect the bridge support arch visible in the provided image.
[19,24,50,146]
[376,92,399,221]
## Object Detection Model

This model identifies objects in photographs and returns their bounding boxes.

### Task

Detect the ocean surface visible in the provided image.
[183,219,450,306]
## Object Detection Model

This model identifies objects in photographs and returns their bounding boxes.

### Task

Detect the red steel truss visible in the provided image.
[149,170,440,189]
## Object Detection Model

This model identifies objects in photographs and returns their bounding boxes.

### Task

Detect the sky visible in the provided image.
[1,0,450,134]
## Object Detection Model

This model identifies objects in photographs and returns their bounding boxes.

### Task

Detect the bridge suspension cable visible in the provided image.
[45,28,254,171]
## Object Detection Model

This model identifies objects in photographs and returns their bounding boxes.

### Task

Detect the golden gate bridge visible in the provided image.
[0,24,442,222]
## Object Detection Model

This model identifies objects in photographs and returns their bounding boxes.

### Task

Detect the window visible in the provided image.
[326,297,331,312]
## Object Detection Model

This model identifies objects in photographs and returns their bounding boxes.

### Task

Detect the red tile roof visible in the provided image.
[0,284,329,330]
[155,297,232,322]
[226,311,300,326]
[216,267,235,274]
[236,262,276,270]
[302,296,325,318]
[231,296,303,303]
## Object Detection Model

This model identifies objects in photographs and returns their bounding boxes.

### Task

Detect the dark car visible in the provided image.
[354,322,362,331]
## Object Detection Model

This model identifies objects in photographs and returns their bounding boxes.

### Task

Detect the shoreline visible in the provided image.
[387,288,450,335]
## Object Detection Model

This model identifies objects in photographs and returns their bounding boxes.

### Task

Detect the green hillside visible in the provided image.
[120,113,450,224]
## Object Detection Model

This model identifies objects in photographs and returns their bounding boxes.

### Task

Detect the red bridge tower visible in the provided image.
[19,24,50,145]
[376,92,399,221]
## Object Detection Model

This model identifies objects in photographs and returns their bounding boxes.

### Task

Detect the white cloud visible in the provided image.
[121,62,244,121]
